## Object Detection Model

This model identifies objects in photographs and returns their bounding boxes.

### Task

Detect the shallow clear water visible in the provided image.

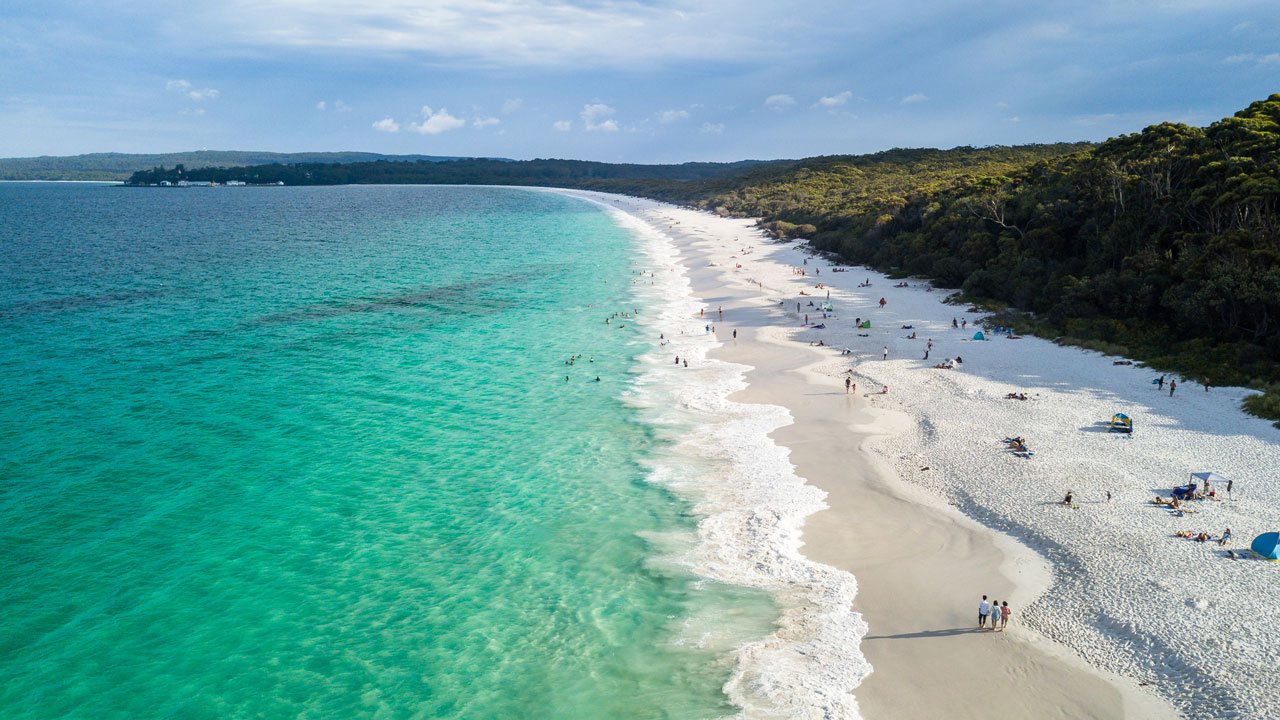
[0,184,774,719]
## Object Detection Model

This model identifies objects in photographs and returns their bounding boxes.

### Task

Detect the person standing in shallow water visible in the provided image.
[1170,379,1176,397]
[846,377,851,394]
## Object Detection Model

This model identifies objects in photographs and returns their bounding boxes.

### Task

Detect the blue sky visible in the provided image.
[2,0,1278,162]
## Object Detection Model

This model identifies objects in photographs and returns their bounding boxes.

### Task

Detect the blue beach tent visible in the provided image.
[1251,532,1280,561]
[1109,413,1133,433]
[973,331,985,340]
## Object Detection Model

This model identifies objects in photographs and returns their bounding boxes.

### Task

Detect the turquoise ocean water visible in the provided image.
[0,184,775,719]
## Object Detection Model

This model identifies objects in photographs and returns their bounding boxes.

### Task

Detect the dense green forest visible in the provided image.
[126,157,771,186]
[123,95,1280,421]
[637,97,1280,421]
[0,151,471,181]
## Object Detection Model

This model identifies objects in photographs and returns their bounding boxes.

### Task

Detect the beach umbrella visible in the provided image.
[1251,532,1280,561]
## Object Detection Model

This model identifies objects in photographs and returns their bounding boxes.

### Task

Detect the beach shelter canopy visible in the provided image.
[1190,472,1230,486]
[973,331,985,340]
[1251,532,1279,561]
[1109,413,1133,433]
[859,320,871,329]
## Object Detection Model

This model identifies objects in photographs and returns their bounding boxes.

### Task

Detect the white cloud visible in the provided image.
[166,79,218,102]
[210,0,776,69]
[699,122,724,134]
[658,109,689,123]
[409,106,466,134]
[765,93,795,108]
[553,120,572,131]
[815,91,852,108]
[372,117,400,132]
[334,100,352,112]
[316,101,326,111]
[501,98,523,114]
[1223,52,1280,65]
[473,116,500,129]
[581,103,618,131]
[1008,116,1021,123]
[901,93,928,104]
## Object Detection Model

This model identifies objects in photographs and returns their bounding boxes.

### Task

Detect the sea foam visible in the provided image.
[570,193,872,719]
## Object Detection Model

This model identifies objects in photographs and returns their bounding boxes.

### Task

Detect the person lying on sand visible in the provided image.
[1113,360,1133,365]
[1176,530,1194,539]
[1005,392,1029,400]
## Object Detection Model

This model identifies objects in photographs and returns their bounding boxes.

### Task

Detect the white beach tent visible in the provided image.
[1190,472,1231,493]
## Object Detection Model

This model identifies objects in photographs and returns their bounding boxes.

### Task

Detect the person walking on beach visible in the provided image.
[879,297,886,308]
[732,329,737,341]
[1203,377,1210,392]
[989,601,999,631]
[883,345,888,360]
[1000,601,1011,631]
[846,377,852,394]
[1227,479,1233,500]
[1170,379,1176,397]
[1157,375,1165,390]
[1106,490,1113,503]
[924,348,929,360]
[978,596,991,629]
[952,317,958,328]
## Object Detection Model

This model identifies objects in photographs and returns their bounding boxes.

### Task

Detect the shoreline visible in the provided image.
[555,187,1278,719]
[570,190,872,717]
[552,188,1265,718]
[659,209,1176,719]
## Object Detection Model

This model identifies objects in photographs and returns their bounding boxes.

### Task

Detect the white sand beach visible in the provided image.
[559,189,1280,719]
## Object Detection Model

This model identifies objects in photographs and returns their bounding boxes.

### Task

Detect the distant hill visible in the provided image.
[125,157,776,187]
[0,151,477,181]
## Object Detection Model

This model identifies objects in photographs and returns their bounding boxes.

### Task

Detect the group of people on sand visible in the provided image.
[1005,392,1029,401]
[1174,528,1232,545]
[1004,437,1028,452]
[978,595,1012,631]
